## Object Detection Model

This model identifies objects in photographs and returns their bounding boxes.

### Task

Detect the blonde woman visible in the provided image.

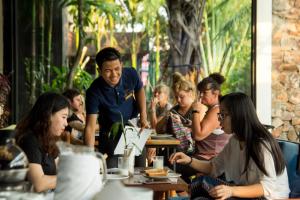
[156,72,196,153]
[147,84,172,164]
[149,84,173,129]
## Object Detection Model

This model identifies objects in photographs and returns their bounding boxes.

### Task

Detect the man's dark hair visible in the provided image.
[62,89,81,102]
[95,47,122,70]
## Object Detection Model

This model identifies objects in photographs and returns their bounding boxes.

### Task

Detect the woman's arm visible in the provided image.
[192,102,220,141]
[209,183,264,200]
[149,97,158,128]
[27,163,57,193]
[68,121,85,132]
[169,152,212,174]
[69,121,100,132]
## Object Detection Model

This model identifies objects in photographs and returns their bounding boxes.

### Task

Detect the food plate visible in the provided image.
[142,172,181,180]
[151,134,173,139]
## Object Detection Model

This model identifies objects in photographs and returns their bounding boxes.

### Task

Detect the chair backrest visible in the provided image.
[277,139,300,197]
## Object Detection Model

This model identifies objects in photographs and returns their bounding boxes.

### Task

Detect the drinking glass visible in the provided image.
[153,156,164,169]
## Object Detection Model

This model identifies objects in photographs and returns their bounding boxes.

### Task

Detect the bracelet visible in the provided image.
[149,109,156,113]
[186,156,193,166]
[192,110,200,114]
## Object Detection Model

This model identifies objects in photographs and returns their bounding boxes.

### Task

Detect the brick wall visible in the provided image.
[272,0,300,141]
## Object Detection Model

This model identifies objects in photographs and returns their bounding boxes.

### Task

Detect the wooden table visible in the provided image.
[122,167,189,200]
[146,137,180,170]
[146,137,180,147]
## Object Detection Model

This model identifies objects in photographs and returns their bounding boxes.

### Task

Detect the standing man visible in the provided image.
[84,47,148,168]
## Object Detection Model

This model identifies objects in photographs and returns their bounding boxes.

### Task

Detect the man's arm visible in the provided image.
[84,114,98,147]
[135,87,148,128]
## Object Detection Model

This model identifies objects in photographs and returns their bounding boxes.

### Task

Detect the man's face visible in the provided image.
[100,59,122,87]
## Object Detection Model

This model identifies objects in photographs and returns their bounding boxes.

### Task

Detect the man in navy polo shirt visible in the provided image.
[84,47,148,168]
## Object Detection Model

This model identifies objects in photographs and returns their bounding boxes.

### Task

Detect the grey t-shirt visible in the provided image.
[211,136,290,199]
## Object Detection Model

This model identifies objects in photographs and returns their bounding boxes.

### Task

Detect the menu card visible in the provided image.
[114,126,151,156]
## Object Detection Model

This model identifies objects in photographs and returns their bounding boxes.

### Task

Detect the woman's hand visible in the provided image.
[146,148,156,164]
[183,119,192,127]
[170,112,182,124]
[192,101,206,111]
[169,152,190,165]
[150,97,159,111]
[209,185,233,200]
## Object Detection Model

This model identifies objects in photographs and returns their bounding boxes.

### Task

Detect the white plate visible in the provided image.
[142,172,181,180]
[151,134,173,139]
[106,174,129,180]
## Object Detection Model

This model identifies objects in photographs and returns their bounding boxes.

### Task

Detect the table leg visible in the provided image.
[173,148,177,171]
[167,147,170,158]
[153,191,165,200]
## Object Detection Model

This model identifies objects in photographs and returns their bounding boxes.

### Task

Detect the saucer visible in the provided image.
[106,174,129,180]
[151,134,173,139]
[142,172,181,180]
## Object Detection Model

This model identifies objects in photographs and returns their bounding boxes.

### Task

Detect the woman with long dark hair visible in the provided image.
[16,92,69,192]
[170,92,290,199]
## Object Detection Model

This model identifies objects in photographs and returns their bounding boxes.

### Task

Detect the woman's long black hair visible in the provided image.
[220,92,285,176]
[16,92,69,157]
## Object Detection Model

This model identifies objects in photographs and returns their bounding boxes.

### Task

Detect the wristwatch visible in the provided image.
[192,110,200,114]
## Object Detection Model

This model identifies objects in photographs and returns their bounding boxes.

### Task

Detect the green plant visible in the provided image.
[109,111,141,152]
[41,65,94,93]
[200,0,252,94]
[73,68,94,92]
[42,66,68,93]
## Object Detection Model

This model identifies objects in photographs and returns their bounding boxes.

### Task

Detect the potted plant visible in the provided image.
[109,112,141,175]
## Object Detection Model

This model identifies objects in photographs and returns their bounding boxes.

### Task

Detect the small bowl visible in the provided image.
[0,168,28,183]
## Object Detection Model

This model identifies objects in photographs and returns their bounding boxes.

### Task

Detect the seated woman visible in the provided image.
[16,92,69,192]
[63,89,99,145]
[156,72,196,153]
[149,83,173,129]
[170,92,290,200]
[192,73,230,160]
[147,84,173,164]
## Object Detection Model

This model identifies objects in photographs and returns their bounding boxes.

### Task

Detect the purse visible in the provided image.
[168,116,194,153]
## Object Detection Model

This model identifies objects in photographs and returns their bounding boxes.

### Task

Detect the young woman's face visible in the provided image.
[199,89,219,106]
[49,107,69,136]
[71,95,82,112]
[174,90,194,108]
[218,104,232,134]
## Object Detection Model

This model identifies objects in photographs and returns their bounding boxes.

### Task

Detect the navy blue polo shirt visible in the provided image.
[85,67,142,154]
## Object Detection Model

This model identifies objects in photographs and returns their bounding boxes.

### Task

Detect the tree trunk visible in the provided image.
[166,0,205,76]
[37,0,45,93]
[29,0,37,106]
[67,0,84,89]
[45,0,54,84]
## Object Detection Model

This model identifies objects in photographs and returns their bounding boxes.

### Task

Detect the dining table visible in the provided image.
[122,167,189,200]
[146,135,180,156]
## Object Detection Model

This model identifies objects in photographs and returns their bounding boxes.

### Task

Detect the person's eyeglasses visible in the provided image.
[217,112,229,121]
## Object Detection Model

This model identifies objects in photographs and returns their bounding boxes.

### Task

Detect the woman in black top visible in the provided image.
[16,92,69,192]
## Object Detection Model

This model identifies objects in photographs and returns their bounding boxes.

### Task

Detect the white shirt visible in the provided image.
[210,136,290,199]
